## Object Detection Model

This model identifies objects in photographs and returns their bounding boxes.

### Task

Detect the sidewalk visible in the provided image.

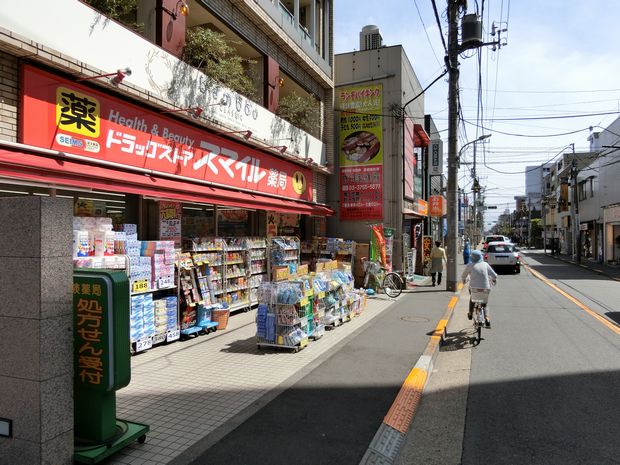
[523,248,620,280]
[105,293,404,465]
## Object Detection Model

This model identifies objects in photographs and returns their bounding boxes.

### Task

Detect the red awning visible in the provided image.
[413,124,430,147]
[0,148,334,216]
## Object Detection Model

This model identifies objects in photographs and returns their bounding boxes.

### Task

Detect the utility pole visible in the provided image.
[571,144,581,262]
[445,0,462,292]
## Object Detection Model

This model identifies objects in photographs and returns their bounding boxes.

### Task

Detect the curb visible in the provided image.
[359,284,463,465]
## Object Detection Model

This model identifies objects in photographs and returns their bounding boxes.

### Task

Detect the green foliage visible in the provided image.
[184,27,258,101]
[530,218,542,238]
[84,0,141,31]
[276,93,320,135]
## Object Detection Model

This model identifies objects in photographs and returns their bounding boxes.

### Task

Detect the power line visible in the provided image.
[430,0,448,53]
[459,87,620,94]
[412,0,443,68]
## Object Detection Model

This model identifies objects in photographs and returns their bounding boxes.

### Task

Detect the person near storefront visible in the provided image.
[430,240,447,287]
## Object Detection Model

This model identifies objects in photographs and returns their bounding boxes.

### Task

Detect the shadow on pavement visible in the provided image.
[605,312,620,325]
[440,328,478,351]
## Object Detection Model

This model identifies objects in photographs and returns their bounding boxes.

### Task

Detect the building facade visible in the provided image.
[0,1,334,462]
[331,36,431,271]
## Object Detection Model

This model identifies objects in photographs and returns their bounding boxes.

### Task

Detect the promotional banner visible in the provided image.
[338,84,383,167]
[20,65,312,202]
[338,84,384,221]
[339,165,383,221]
[384,227,394,272]
[159,202,182,247]
[370,224,387,266]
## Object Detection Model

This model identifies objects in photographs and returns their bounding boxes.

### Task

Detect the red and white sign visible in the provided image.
[404,119,417,201]
[20,65,312,202]
[340,165,383,221]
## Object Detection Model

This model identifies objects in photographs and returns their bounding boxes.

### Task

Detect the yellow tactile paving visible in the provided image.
[383,367,428,434]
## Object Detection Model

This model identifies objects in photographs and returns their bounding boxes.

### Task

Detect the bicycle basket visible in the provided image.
[470,288,490,304]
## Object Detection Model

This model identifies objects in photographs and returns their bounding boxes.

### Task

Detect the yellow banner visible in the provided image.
[338,84,383,166]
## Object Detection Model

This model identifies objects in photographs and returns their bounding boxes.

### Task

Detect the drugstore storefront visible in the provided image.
[1,64,332,240]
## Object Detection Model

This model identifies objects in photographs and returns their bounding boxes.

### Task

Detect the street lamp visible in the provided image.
[459,134,491,245]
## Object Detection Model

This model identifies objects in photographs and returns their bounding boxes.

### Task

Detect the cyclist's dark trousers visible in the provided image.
[431,272,442,286]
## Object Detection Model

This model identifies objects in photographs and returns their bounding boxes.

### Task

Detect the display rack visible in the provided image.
[269,236,301,278]
[246,237,268,306]
[127,247,180,354]
[177,252,208,339]
[256,282,309,352]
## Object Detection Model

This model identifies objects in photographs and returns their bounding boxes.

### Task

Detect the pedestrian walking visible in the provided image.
[463,239,471,264]
[430,240,447,287]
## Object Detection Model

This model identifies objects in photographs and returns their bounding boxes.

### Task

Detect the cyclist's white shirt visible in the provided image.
[461,261,497,289]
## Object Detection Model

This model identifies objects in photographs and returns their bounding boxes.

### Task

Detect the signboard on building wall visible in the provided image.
[20,65,313,202]
[429,195,446,217]
[340,166,383,221]
[338,84,384,220]
[159,201,182,247]
[430,140,443,175]
[404,119,416,201]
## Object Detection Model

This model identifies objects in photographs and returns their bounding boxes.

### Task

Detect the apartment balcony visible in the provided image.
[0,0,326,166]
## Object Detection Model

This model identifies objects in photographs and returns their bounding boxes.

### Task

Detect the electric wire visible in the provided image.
[412,0,443,68]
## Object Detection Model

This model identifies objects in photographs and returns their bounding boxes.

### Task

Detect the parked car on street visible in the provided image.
[484,241,521,273]
[483,235,511,250]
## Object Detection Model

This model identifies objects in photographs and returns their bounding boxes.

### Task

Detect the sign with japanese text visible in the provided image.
[404,118,417,201]
[339,165,383,221]
[430,140,443,175]
[429,195,446,217]
[417,199,429,216]
[159,201,182,247]
[338,84,383,167]
[422,236,433,273]
[20,66,312,202]
[72,271,129,394]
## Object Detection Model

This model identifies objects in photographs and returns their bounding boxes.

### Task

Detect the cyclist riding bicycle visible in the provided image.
[461,249,497,327]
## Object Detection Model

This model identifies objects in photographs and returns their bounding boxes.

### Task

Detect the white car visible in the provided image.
[484,241,521,273]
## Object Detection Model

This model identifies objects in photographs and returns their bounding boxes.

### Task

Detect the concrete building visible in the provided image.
[0,1,334,463]
[331,28,432,271]
[580,117,620,262]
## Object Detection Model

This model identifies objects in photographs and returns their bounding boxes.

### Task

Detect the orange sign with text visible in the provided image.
[429,195,446,217]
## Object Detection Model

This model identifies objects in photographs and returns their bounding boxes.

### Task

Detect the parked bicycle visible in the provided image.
[360,257,403,298]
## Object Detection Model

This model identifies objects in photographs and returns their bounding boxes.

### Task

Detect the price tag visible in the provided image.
[152,332,167,345]
[132,279,149,293]
[299,338,308,349]
[299,298,309,307]
[135,337,153,352]
[305,289,314,298]
[318,291,326,299]
[158,276,173,289]
[166,329,180,342]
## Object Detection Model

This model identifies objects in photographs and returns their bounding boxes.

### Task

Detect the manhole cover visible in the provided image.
[400,316,430,323]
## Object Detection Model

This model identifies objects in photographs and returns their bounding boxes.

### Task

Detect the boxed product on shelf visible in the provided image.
[130,295,145,342]
[142,294,155,338]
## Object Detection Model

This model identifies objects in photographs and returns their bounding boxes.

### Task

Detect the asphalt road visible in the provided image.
[182,288,454,465]
[397,251,620,465]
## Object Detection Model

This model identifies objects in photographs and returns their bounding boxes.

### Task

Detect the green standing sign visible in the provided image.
[73,270,148,464]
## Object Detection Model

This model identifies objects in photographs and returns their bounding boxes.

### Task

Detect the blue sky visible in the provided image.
[333,1,620,225]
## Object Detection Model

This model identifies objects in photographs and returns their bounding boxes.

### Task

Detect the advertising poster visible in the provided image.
[338,84,383,167]
[159,202,182,247]
[340,165,383,221]
[384,227,394,271]
[338,84,384,221]
[267,212,278,238]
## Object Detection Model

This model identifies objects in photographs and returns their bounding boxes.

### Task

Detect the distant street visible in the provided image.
[397,250,620,465]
